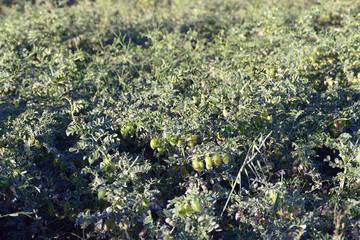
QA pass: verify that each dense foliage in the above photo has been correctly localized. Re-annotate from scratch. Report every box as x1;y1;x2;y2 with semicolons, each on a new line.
1;0;360;239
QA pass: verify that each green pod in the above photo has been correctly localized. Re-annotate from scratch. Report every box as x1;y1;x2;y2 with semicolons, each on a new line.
213;154;221;167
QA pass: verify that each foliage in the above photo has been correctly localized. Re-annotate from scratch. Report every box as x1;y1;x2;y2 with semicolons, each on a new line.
1;0;360;239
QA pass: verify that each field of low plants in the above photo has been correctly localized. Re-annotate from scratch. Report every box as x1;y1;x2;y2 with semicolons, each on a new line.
1;0;360;239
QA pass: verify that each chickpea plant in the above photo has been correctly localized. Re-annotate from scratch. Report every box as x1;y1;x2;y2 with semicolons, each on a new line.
1;0;360;239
